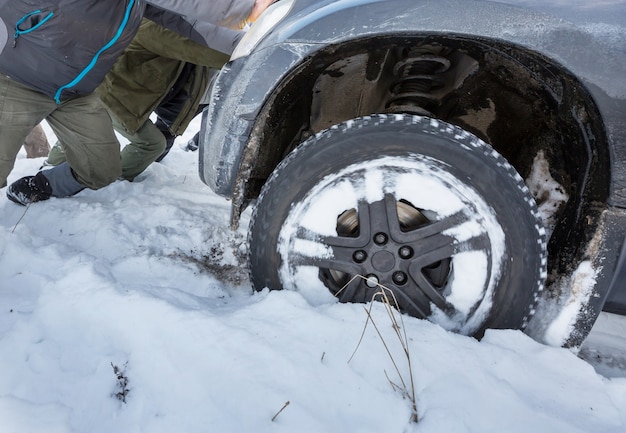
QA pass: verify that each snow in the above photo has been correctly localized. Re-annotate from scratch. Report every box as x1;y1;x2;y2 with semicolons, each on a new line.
523;151;599;348
1;118;625;433
526;150;569;239
542;261;598;347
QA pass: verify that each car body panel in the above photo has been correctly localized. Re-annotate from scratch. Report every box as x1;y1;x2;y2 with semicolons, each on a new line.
200;0;626;198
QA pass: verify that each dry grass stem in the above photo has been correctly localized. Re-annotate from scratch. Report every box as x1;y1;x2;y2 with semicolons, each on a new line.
343;275;419;423
12;203;31;233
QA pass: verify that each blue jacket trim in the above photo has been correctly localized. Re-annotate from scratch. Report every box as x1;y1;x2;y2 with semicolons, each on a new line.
14;10;55;46
54;0;136;104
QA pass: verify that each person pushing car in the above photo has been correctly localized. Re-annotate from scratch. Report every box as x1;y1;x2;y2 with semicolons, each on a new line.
0;0;273;205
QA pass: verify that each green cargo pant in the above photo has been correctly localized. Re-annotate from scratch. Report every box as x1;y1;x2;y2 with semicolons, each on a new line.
0;74;121;189
48;114;166;182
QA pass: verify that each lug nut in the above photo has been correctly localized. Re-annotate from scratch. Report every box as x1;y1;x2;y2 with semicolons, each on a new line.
393;271;407;285
399;246;413;259
374;232;388;245
353;250;367;263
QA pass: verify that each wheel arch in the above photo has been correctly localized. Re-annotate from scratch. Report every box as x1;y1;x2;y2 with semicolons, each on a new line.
237;33;611;216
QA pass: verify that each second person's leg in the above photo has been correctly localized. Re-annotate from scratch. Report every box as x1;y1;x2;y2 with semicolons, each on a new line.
113;116;167;181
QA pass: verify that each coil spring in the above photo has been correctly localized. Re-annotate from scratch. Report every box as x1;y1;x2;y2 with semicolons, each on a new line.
386;51;451;116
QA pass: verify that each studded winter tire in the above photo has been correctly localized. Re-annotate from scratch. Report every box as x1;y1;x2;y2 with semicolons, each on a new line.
248;114;547;337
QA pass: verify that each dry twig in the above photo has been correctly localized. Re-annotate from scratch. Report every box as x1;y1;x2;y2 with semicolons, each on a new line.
271;401;290;422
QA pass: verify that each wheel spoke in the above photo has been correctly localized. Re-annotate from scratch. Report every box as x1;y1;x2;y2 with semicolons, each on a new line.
390;284;436;318
407;264;454;313
335;276;363;303
405;232;492;317
291;251;361;276
390;209;468;244
321;201;372;248
289;228;365;275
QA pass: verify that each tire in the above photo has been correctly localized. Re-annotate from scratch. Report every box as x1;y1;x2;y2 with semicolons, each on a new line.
248;114;547;337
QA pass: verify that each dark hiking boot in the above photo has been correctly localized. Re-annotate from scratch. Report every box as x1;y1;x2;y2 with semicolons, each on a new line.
6;172;52;205
155;134;177;163
183;132;199;152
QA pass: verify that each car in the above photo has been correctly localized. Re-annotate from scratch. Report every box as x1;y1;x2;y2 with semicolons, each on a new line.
197;0;626;348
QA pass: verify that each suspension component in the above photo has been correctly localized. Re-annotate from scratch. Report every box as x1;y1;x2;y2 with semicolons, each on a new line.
386;49;451;116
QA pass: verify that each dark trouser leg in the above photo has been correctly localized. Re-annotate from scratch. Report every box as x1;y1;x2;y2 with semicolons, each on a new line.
0;74;53;188
46;92;121;190
113;116;166;181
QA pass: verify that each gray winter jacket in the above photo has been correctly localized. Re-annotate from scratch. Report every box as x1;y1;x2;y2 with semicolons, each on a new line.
0;0;145;103
0;0;254;103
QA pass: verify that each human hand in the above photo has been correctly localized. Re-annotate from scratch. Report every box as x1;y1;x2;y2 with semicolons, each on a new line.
248;0;275;23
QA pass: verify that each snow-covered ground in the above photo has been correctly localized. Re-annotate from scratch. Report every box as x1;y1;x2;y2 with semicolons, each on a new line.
580;312;626;379
1;119;625;433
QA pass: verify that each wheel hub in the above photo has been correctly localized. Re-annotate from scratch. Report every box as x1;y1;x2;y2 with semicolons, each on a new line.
321;195;456;318
371;250;395;272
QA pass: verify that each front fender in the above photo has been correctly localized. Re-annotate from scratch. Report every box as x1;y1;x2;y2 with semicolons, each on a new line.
198;0;625;201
